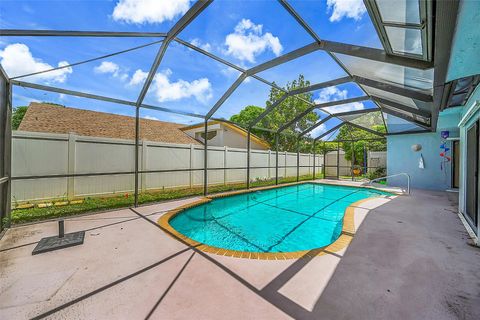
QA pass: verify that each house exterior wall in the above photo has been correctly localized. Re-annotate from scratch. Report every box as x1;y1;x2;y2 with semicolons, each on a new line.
386;108;462;190
182;123;269;150
446;0;480;82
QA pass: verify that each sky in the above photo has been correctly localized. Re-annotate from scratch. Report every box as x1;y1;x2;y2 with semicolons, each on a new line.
0;0;391;138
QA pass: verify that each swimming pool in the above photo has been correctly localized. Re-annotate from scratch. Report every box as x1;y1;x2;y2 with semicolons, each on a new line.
161;183;390;257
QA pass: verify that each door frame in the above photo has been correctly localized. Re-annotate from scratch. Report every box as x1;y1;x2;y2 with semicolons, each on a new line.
451;139;460;189
464;120;479;232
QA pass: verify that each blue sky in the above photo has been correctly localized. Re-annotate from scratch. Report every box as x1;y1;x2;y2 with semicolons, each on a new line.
1;0;385;137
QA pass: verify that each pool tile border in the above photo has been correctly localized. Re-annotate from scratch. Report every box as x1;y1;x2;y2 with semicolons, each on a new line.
157;182;384;260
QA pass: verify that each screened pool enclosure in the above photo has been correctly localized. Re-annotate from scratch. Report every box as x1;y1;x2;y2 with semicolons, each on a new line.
0;0;460;230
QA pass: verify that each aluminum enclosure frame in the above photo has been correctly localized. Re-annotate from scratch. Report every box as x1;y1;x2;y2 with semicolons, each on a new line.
0;0;457;225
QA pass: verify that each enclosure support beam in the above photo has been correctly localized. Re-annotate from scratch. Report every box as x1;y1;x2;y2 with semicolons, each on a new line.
277;96;369;134
246;130;251;189
175;37;333;114
135;0;213;106
287;76;352;96
332;107;381;118
5;82;11;229
386;129;431;136
353;75;433;102
371;96;432;118
248;76;352;130
312;140;316;181
0;29;168;37
380;107;431;131
346;122;385;137
248;94;288;129
299;116;332;138
11;80;207;120
314;123;344;141
247;42;319;76
135;0;213;105
351;140;355;181
296;138;300;182
203;120;208;196
134;107;140;207
275;134;279;185
0;67;11;231
11;80;275;133
276;3;433;69
323;144;327;179
206;73;247;120
336;142;340;180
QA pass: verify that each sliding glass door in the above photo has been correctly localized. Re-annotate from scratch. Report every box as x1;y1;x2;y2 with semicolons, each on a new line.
465;121;479;232
0;70;10;232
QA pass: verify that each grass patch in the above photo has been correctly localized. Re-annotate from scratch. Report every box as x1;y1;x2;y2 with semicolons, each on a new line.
11;174;323;225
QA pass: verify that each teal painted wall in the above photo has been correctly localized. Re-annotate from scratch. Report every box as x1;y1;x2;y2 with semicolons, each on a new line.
387;108;462;190
447;0;480;81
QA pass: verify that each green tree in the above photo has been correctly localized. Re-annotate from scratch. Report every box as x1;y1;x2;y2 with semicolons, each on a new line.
229;74;319;152
335;114;386;166
12;106;28;130
230;105;271;141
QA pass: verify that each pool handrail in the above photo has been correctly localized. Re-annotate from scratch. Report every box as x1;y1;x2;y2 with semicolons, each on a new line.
366;173;410;195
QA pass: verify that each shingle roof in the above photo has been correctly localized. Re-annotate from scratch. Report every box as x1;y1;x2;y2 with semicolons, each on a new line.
18;103;201;145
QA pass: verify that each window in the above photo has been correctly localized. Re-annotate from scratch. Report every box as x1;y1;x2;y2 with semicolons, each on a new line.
196;130;217;141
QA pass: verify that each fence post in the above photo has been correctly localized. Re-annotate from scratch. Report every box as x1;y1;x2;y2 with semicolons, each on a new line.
141;139;147;193
224;146;228;185
203;120;208;196
351;140;355;181
312;140;316;180
336;142;340;179
275;134;279;185
246;130;251;189
284;151;287;179
296;139;300;182
134;107;139;207
308;153;312;175
268;149;271;180
189;144;194;188
67;132;76;200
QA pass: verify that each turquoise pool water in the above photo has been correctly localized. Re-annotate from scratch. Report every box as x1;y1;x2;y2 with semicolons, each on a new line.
170;183;390;253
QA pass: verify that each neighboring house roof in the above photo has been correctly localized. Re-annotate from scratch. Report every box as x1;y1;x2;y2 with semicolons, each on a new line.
181;120;271;149
18;103;201;145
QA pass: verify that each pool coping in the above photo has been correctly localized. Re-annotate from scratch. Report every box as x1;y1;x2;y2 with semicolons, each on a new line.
157;182;388;260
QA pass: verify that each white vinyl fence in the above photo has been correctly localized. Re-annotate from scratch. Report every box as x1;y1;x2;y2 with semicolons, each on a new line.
12;131;386;202
12;131;323;202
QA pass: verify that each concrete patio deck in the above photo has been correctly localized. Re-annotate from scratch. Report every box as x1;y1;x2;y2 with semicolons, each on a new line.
0;187;479;319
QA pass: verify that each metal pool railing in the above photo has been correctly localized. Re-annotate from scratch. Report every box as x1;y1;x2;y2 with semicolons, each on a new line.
366;173;411;195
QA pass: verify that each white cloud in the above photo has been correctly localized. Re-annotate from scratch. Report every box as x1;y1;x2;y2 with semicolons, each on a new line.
94;61;119;74
190;38;212;52
315;86;348;104
224;19;283;63
129;69;148;86
112;0;191;24
327;0;366;22
314;86;364;113
94;61;128;81
152;69;212;103
0;43;72;83
129;68;213;104
324;101;364;113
